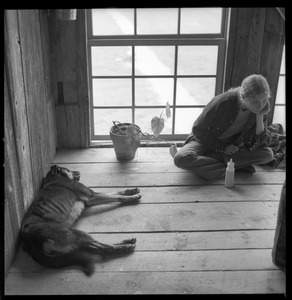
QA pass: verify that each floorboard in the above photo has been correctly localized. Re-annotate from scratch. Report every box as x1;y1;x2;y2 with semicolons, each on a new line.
5;148;286;295
5;270;285;295
75;202;279;232
92;185;283;202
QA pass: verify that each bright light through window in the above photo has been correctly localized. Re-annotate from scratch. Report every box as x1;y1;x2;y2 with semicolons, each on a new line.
87;8;228;140
273;45;285;131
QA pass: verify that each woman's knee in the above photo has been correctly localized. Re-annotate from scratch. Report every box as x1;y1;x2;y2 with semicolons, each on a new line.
261;147;274;164
173;152;186;168
174;151;198;169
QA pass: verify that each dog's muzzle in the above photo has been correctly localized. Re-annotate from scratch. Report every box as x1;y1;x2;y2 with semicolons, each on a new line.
72;171;80;181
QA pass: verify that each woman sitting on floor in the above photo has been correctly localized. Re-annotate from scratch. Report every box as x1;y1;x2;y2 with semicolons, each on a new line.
172;74;274;180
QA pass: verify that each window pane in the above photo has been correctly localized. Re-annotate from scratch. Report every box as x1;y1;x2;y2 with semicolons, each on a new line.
180;8;222;34
272;106;286;131
176;78;216;105
280;45;285;75
135;108;172;134
137;8;178;34
94;109;132;135
135;46;175;75
177;46;218;75
92;9;134;35
135;78;174;106
91;46;132;76
275;76;285;105
92;79;132;106
175;108;203;134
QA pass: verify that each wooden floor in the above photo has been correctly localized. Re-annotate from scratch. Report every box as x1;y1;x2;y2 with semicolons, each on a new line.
5;147;286;295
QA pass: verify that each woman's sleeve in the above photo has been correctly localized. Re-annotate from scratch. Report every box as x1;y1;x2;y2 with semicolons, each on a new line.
249;115;272;150
192;99;228;153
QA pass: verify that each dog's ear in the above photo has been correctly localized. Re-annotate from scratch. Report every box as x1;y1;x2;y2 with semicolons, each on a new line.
50;165;58;175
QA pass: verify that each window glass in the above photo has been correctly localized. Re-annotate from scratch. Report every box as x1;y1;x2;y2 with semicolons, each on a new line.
176;78;216;105
273;46;286;131
91;46;132;76
272;106;286;131
135;46;175;75
135;78;174;106
275;76;285;105
175;108;203;134
177;46;218;75
279;45;285;74
135;108;172;134
92;79;132;106
180;8;222;34
94;109;132;135
137;8;178;34
92;9;134;35
88;8;227;140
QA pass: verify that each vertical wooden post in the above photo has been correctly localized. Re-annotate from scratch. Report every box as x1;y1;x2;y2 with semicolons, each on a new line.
48;9;90;148
259;8;285;125
4;10;34;211
224;8;285;125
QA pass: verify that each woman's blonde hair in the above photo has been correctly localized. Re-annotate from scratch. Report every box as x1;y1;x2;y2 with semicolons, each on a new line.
240;74;271;101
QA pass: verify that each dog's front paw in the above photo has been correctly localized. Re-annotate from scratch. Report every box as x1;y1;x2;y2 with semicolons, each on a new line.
119;187;140;195
119;243;136;253
118;193;142;204
111;241;136;253
119;237;136;245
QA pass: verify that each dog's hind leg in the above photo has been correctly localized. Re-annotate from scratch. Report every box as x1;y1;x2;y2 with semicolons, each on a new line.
73;229;136;255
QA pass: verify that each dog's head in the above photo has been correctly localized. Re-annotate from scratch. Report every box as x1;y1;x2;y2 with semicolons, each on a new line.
48;165;80;181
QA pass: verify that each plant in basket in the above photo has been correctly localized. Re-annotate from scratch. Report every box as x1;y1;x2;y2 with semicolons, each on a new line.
110;102;175;161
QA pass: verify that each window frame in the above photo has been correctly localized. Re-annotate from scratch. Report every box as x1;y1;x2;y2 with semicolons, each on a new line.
86;8;230;141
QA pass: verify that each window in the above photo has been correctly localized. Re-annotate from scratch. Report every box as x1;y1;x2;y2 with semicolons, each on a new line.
272;45;286;131
87;8;229;141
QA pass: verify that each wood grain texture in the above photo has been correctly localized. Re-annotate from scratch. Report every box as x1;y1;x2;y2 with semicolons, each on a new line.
76;9;90;148
4;10;34;211
18;10;46;191
75;202;279;232
260;8;285;124
4;10;57;277
48;10;89;148
5;270;285;295
4;71;24;227
5;147;286;294
91;185;283;203
224;7;285;120
4;75;23;277
71;230;277;251
54;162;283;174
71;171;285;187
9;248;278;273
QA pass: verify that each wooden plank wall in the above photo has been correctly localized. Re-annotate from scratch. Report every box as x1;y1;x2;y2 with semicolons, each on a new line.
48;10;89;149
224;7;285;124
4;10;57;277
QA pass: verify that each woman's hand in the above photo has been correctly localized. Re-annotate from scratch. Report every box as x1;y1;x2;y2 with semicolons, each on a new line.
255;101;269;134
257;100;270;116
224;144;239;155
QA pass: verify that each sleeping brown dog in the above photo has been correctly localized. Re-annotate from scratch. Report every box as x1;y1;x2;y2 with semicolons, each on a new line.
20;165;142;276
